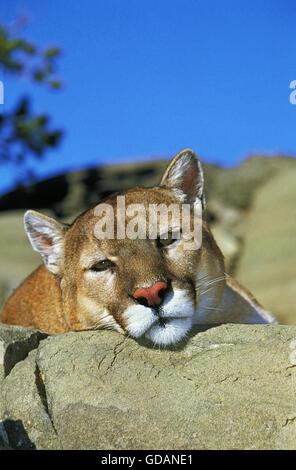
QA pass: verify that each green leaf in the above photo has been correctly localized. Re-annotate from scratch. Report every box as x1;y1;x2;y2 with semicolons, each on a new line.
14;98;29;117
43;130;62;146
49;79;62;89
33;68;47;82
44;47;61;59
19;40;36;54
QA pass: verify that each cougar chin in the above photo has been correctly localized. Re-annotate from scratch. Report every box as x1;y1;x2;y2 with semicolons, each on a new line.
124;289;195;346
144;317;194;346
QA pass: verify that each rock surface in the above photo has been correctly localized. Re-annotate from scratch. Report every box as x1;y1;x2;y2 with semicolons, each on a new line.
236;167;296;324
1;323;296;450
0;324;47;380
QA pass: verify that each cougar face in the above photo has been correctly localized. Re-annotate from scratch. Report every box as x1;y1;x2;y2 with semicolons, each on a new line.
61;187;210;346
23;149;226;345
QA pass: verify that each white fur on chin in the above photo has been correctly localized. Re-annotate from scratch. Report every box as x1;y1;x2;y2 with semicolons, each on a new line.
124;289;195;345
144;317;193;346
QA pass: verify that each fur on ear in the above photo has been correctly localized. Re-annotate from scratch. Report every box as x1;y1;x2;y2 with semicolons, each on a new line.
24;210;68;275
160;149;206;209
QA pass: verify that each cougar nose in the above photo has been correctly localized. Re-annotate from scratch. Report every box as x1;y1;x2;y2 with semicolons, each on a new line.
132;281;168;308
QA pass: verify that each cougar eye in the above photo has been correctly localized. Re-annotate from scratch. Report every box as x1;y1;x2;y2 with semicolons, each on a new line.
157;230;179;248
90;259;115;272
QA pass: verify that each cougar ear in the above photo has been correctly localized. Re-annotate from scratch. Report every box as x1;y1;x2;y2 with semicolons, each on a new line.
24;210;68;276
160;149;206;209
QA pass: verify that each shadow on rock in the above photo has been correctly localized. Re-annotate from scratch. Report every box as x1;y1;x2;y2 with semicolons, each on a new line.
2;419;36;450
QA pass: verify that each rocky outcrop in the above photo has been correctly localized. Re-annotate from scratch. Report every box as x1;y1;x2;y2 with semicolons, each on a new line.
0;324;47;380
1;323;296;450
235;167;296;325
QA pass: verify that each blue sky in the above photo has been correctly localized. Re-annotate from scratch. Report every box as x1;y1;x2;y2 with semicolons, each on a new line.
0;0;296;194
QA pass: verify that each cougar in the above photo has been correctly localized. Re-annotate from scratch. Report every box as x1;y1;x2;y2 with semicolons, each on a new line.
1;149;275;345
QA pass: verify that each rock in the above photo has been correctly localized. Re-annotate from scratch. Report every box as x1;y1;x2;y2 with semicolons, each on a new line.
236;168;296;324
205;199;244;272
0;324;47;381
0;349;61;449
0;325;48;449
0;160;169;218
0;421;11;449
0;210;42;309
210;224;241;273
0;323;296;449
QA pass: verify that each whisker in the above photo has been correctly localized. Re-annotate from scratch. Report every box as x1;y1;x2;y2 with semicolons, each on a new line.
199;286;216;296
203;275;226;287
198;275;226;297
197;272;225;284
203;306;223;312
87;312;121;331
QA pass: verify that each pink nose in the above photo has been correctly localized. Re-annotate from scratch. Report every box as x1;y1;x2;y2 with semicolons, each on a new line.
133;281;168;307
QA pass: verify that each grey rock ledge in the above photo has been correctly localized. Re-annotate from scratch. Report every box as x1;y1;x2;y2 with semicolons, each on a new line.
0;322;296;450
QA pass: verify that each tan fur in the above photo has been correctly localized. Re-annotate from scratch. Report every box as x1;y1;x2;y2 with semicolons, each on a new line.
1;149;276;343
2;264;70;334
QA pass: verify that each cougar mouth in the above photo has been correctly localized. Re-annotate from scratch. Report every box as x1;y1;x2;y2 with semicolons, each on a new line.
144;316;193;346
155;315;167;327
124;288;195;345
154;309;190;327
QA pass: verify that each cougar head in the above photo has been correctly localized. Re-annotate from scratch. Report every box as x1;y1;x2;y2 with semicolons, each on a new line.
24;149;225;346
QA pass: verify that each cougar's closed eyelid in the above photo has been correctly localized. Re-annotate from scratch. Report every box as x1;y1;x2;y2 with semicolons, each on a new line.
157;230;181;249
89;259;116;272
